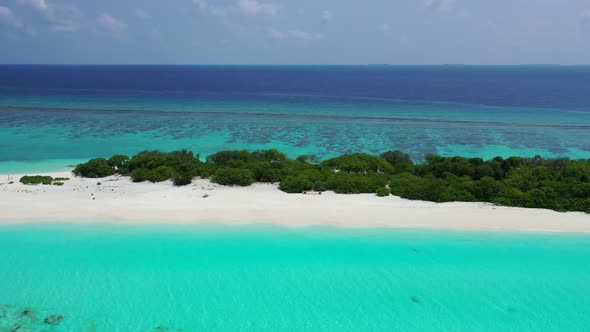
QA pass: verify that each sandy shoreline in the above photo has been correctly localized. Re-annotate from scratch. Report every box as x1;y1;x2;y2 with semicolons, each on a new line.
1;171;589;233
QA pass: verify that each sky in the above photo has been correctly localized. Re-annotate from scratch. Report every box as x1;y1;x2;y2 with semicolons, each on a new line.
1;0;590;64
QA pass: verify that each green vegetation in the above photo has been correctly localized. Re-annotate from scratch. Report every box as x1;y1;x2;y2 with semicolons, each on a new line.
20;175;71;186
73;158;115;178
390;155;590;213
212;168;256;186
53;177;70;181
321;153;395;174
376;187;390;197
20;175;54;185
107;154;129;170
279;175;312;193
72;149;590;213
73;150;200;186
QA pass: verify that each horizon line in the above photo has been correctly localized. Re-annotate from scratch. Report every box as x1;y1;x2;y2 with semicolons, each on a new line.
2;63;590;67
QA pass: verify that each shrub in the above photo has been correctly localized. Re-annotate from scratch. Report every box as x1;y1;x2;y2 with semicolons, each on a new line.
299;169;329;190
73;158;115;178
196;163;218;178
206;149;287;170
53;177;70;181
493;187;530;208
313;180;328;192
376;187;390;197
390;173;427;200
252;149;287;164
20;175;54;185
380;150;413;166
107;154;129;170
473;176;503;201
296;154;320;164
428;156;477;178
124;150;198;176
438;186;476;202
130;168;149;182
206;150;252;167
322;153;395;174
325;172;387;194
147;166;177;183
248;162;289;183
173;173;193;186
527;188;549;208
279;175;312;193
212;168;255;186
53;182;64;186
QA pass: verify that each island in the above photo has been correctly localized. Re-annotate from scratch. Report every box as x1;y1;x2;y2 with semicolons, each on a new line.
1;149;588;233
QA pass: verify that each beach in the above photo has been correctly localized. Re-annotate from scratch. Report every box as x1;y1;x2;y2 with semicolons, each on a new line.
1;171;588;232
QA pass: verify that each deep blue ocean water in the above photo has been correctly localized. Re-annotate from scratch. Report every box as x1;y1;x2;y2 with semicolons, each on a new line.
1;65;589;172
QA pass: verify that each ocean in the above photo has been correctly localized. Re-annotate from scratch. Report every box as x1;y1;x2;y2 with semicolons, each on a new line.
2;66;590;331
0;225;589;331
1;65;590;173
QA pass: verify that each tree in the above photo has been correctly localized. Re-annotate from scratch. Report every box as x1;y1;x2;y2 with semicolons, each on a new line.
321;153;395;174
279;175;312;193
212;168;255;186
73;158;115;178
107;154;129;170
376;187;390;197
380;150;413;166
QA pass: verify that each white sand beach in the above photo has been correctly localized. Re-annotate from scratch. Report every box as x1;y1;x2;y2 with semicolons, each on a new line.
1;172;589;233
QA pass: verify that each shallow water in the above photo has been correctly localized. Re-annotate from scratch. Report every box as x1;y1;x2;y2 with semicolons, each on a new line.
1;224;589;331
1;65;590;173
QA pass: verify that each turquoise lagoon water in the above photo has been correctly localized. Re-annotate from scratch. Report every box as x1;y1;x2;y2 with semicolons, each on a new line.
1;224;590;331
1;65;590;173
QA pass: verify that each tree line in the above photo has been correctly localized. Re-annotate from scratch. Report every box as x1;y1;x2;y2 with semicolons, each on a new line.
72;149;590;213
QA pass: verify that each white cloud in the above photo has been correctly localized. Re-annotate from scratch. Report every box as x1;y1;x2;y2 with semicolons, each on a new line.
380;23;390;32
16;0;48;12
0;5;21;27
151;28;162;39
49;5;80;32
135;8;150;19
321;10;333;23
289;29;322;41
98;12;127;37
424;0;455;12
194;0;276;17
0;5;36;35
209;6;229;17
269;28;322;41
456;11;472;21
193;0;228;16
193;0;208;12
16;0;81;32
268;28;283;40
237;0;277;17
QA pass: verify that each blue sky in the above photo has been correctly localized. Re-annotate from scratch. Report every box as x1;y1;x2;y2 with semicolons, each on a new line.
1;0;590;64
